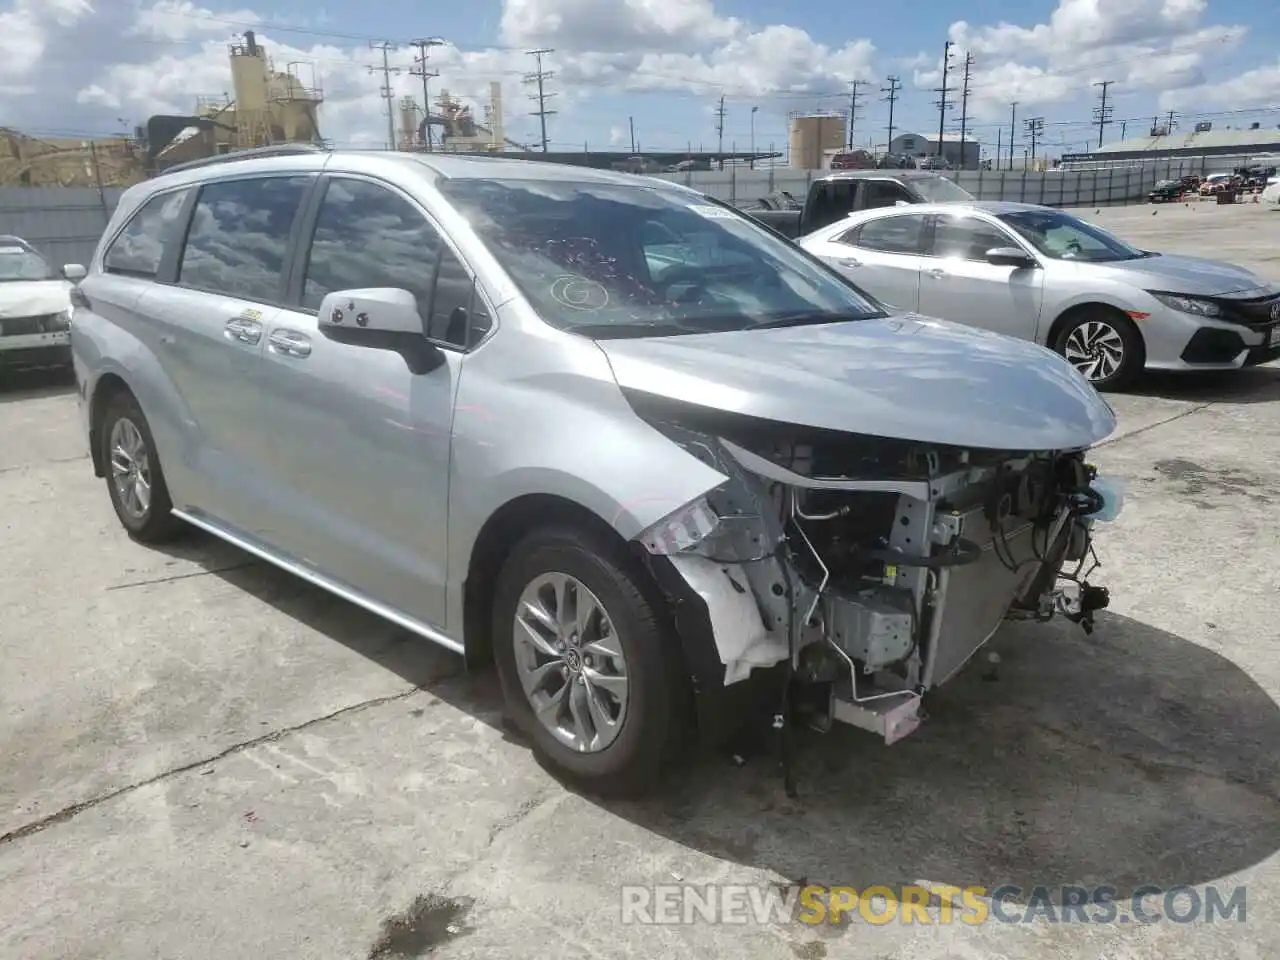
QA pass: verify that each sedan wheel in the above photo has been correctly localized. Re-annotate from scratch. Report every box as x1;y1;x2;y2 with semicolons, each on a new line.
1056;311;1143;390
1063;320;1125;382
100;391;184;542
513;572;629;754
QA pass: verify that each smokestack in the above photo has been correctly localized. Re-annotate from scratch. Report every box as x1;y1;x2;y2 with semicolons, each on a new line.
244;30;258;55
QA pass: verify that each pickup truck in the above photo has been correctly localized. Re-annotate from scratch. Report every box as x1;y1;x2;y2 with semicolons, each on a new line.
743;170;975;238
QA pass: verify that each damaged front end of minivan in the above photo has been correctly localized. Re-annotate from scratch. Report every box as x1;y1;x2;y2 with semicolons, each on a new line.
627;394;1122;748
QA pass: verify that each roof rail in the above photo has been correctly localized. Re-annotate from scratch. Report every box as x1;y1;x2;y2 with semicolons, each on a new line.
158;143;329;176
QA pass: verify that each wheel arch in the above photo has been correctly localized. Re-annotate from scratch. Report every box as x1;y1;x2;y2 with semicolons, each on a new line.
88;372;135;478
462;493;642;672
1045;301;1146;354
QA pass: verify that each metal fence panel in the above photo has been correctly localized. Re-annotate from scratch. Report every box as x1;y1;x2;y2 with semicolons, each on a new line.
0;186;124;267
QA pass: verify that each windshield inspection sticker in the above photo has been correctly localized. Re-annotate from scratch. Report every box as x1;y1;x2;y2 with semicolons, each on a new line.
688;205;742;220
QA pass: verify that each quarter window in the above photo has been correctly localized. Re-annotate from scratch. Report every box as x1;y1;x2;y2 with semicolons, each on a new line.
302;178;476;347
103;188;191;277
178;176;309;302
844;215;926;254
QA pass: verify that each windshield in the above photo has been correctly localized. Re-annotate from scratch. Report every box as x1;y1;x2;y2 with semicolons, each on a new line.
911;176;974;203
0;243;56;282
437;178;884;338
996;209;1148;263
1154;180;1176;188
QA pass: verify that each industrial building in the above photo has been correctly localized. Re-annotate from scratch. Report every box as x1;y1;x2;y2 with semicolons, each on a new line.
888;132;982;170
1060;123;1280;168
145;30;325;173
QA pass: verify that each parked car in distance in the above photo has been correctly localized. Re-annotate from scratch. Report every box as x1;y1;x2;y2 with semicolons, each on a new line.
745;170;974;238
0;235;77;372
798;201;1280;390
1148;179;1185;202
70;147;1122;794
1199;173;1237;195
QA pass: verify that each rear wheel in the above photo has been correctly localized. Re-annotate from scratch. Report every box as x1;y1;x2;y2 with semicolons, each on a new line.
100;391;185;543
492;526;688;796
1055;309;1144;391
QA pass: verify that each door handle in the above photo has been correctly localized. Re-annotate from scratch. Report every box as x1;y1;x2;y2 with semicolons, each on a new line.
924;267;948;279
267;329;312;358
837;257;862;268
224;317;262;345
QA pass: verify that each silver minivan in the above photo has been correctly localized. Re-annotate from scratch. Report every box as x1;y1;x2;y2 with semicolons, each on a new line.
69;147;1121;794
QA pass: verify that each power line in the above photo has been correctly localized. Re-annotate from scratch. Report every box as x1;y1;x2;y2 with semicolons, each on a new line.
934;40;955;158
882;75;902;152
409;37;444;152
847;80;866;150
1092;79;1115;148
367;41;401;151
957;51;974;169
524;48;556;153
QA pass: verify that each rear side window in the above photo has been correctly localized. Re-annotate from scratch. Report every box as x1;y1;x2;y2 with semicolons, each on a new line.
103;189;191;278
178;176;309;303
844;215;926;254
302;178;478;344
806;180;857;232
861;180;915;209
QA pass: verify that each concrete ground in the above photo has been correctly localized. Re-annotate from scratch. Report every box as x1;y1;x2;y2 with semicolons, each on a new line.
2;203;1278;959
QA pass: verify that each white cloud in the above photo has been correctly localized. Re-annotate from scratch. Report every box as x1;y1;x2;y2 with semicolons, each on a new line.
913;0;1250;120
0;0;93;81
1159;58;1280;112
130;0;259;42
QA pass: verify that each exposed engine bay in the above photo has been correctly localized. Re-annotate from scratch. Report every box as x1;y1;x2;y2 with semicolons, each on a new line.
630;395;1122;747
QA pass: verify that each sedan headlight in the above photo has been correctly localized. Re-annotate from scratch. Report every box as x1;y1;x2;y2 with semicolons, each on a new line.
1149;292;1222;318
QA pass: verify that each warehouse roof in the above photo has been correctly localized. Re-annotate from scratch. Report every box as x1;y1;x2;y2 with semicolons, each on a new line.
1096;127;1280;154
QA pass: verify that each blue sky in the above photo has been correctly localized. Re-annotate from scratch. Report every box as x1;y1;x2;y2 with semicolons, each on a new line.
4;0;1278;160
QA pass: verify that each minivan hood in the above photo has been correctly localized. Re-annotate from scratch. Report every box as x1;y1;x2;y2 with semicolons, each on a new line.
1091;252;1269;297
597;314;1116;451
0;279;72;318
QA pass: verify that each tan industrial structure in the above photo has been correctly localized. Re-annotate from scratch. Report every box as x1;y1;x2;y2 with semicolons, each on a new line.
151;30;324;171
788;113;848;169
395;82;514;153
0;130;144;187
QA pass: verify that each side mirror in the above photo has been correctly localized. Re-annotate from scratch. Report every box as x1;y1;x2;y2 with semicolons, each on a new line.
62;263;86;282
985;246;1037;269
316;287;443;374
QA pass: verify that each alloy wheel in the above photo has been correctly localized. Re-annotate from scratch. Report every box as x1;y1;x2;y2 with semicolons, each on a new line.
109;416;152;519
512;572;629;753
1063;320;1125;383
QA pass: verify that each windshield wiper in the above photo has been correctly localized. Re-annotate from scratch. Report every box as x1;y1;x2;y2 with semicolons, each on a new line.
566;322;698;339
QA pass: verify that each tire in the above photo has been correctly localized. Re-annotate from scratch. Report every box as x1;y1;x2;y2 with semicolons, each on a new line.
492;525;689;797
1054;309;1145;391
100;391;185;543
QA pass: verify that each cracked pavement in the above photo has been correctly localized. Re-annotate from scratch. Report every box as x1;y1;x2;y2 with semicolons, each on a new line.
2;203;1279;959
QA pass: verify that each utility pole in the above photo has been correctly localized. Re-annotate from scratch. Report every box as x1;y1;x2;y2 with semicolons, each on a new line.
1166;110;1177;132
715;95;727;162
629;116;636;153
524;48;556;152
410;37;443;152
882;75;902;157
934;40;955;159
1092;79;1114;148
1025;116;1045;165
368;41;401;151
1008;101;1018;170
957;51;974;169
847;80;866;150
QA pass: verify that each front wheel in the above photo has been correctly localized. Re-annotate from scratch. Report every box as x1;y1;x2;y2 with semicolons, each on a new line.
1055;310;1144;391
491;526;688;796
